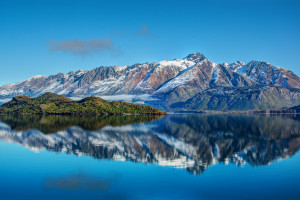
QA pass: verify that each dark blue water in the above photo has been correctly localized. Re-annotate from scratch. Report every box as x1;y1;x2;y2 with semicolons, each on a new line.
0;114;299;200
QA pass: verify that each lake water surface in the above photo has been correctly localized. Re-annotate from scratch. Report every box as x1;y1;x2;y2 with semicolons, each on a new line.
0;114;299;200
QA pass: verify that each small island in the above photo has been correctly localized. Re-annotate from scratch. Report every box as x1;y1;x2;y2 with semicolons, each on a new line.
0;92;166;115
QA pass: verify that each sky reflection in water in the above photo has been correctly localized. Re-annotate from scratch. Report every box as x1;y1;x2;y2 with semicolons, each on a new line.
0;114;299;200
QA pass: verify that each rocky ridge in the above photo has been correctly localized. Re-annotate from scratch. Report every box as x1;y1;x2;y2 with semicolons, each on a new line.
0;53;299;111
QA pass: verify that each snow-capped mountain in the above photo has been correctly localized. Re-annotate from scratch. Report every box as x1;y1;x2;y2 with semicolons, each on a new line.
0;114;299;175
0;53;299;111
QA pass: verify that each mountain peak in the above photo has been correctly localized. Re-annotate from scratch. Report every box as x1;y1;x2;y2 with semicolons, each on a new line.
0;53;299;111
184;52;206;62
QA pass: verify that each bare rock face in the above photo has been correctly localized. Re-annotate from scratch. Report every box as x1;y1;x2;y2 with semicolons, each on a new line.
0;53;299;111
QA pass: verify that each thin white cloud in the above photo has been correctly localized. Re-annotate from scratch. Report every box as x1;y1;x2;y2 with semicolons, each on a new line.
49;38;121;56
135;24;156;38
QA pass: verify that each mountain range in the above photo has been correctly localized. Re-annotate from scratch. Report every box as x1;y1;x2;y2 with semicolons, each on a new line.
1;53;299;111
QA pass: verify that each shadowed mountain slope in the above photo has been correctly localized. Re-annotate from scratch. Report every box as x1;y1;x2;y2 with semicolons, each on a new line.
0;53;299;111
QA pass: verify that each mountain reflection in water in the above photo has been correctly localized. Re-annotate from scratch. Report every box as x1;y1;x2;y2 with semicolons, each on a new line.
0;114;299;175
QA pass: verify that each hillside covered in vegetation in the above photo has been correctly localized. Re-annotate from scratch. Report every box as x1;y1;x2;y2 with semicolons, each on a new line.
0;93;166;115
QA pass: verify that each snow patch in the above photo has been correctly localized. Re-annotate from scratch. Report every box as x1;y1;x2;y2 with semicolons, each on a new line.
211;64;220;81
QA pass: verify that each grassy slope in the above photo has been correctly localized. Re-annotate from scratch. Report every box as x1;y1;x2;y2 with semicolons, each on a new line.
0;92;166;115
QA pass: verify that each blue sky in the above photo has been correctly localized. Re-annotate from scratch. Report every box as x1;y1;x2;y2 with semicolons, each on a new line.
0;0;299;86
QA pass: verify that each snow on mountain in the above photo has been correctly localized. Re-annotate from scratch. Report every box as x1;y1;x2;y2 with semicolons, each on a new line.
0;53;207;99
227;60;300;88
210;63;220;81
0;52;299;111
134;59;196;92
154;60;201;93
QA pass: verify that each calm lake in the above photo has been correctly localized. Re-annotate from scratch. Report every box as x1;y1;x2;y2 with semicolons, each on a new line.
0;114;299;200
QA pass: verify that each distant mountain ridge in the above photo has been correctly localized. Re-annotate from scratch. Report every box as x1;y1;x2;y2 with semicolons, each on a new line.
0;53;299;111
